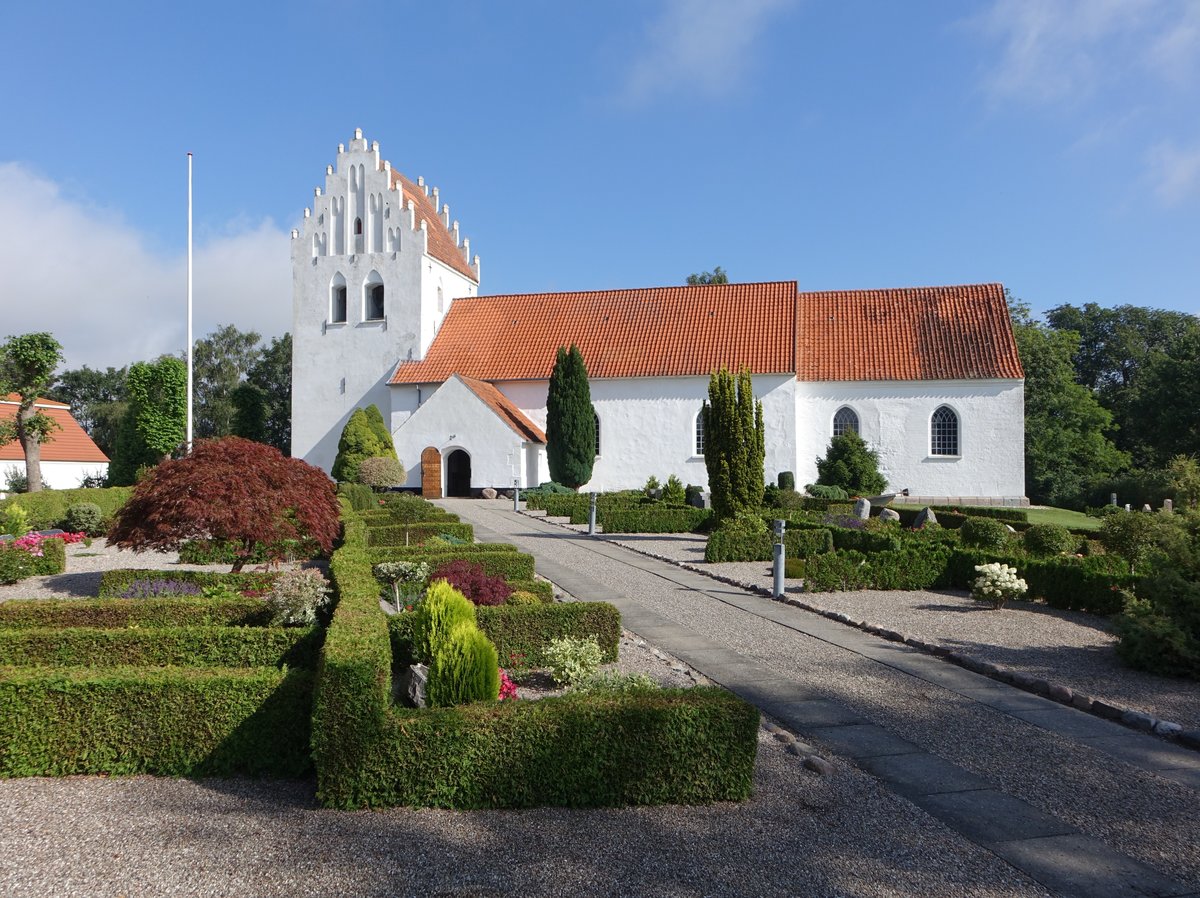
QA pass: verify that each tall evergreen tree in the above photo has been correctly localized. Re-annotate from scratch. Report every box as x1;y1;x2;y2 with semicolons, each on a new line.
363;403;398;460
231;382;268;444
703;366;764;520
545;344;596;489
331;408;387;483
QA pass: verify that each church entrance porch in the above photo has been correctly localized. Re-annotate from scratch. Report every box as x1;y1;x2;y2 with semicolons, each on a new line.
420;447;442;499
446;449;472;497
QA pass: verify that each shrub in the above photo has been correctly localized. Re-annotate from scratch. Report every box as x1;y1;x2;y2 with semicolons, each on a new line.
62;502;105;537
662;474;686;505
544;635;604;686
373;560;431;609
1114;573;1199;679
1100;510;1163;574
0;545;37;585
1;503;30;537
505;590;542;606
971;563;1028;609
98;569;277;598
357;456;407;490
599;506;711;534
705;525;833;563
805;483;849;500
337;482;377;512
868;545;953;590
960;517;1011;551
815;431;886;496
643;475;660;498
178;537;318;565
777;471;795;492
412;580;477;663
0;486;132;531
3;469;27;493
1023;523;1077;556
119;578;205;599
802;551;871;591
108;437;340;572
366;522;474;547
267;569;332;626
332;408;390;483
426;623;500;707
0;596;272;629
430;559;513;607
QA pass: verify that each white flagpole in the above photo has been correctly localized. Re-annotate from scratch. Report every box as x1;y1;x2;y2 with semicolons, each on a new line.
186;152;194;452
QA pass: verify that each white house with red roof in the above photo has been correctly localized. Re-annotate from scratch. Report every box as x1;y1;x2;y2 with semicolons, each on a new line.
0;396;109;490
292;131;1026;505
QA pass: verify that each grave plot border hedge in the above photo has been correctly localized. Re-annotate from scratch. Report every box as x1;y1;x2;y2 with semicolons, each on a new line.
599;507;712;534
705;529;834;563
97;569;278;598
365;522;475;547
0;596;272;629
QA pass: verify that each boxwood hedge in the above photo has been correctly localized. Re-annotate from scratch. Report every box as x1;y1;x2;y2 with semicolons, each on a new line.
599;507;711;534
705;528;834;563
0;597;272;629
97;569;277;598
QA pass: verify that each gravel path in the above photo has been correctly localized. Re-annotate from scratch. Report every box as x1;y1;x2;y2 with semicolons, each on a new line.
468;504;1200;890
542;522;1200;734
0;533;1051;896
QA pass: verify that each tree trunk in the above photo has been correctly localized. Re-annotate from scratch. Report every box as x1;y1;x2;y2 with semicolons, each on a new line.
18;405;44;492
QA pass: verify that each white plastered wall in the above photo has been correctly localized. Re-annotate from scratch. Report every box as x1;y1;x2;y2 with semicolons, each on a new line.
794;379;1026;503
1;461;109;492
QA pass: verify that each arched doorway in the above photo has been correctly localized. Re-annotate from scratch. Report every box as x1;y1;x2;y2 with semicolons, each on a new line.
445;449;472;497
420;447;442;499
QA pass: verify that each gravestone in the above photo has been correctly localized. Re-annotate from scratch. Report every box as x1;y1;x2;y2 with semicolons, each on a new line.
853;497;871;520
879;507;900;523
481;487;497;500
913;507;938;528
1164;499;1174;513
399;663;429;708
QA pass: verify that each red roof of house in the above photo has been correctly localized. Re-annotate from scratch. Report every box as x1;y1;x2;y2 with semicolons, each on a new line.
796;283;1024;381
457;376;546;444
0;396;109;463
392;282;800;383
389;169;478;282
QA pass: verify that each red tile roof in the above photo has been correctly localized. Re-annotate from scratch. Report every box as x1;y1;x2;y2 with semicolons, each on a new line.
391;282;800;383
0;396;109;463
389;169;478;282
796;283;1023;381
457;376;546;444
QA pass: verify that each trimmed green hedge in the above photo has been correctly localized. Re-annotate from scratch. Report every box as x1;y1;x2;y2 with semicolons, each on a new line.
0;625;322;670
0;665;313;777
932;504;1028;524
705;528;833;563
364;546;536;582
599;507;712;533
177;538;320;565
947;549;1135;615
338;688;758;809
505;579;554;603
0;487;133;531
828;528;902;554
802;545;954;592
366;522;475;547
97;569;277;598
388;602;621;669
0;597;272;629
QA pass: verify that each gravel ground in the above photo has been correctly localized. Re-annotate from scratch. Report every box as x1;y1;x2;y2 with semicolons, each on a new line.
540;522;1200;733
0;530;1055;895
479;505;1200;890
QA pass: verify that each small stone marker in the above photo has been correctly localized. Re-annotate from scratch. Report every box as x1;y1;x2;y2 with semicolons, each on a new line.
1164;498;1174;513
1142;503;1152;513
400;663;429;708
852;497;871;520
879;507;900;523
913;506;938;528
481;487;497;500
1005;524;1016;533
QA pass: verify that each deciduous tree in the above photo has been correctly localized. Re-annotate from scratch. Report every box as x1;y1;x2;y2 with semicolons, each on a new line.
48;364;127;458
703;366;764;520
107;357;187;486
244;333;291;454
687;267;728;285
545;344;596;489
192;324;262;439
108;436;339;571
0;333;64;492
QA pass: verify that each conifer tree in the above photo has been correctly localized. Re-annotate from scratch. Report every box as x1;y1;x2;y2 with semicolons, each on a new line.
545;344;596;489
703;366;764;520
231;383;268;444
331;408;386;483
815;430;887;496
363;403;398;459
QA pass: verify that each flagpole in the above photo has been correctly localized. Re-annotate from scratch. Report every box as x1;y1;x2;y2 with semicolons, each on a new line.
186;152;194;453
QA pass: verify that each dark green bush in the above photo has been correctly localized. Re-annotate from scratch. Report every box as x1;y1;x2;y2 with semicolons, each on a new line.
1114;571;1199;679
0;597;271;629
337;482;378;512
378;492;454;522
63;502;105;536
802;551;871;591
1023;523;1078;556
0;625;322;669
97;569;277;598
0;665;313;777
599;507;711;533
337;688;758;809
947;549;1134;615
960;517;1012;551
931;505;1028;524
366;522;474;547
805;483;849;500
777;471;795;492
178;537;318;565
704;527;833;563
868;545;954;590
828;527;901;554
0;546;37;585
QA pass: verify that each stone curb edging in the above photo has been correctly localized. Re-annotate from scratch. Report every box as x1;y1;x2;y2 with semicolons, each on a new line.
521;510;1200;754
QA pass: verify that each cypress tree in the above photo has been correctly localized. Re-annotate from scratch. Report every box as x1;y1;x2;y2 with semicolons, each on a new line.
230;383;268;444
331;408;386;483
546;344;596;489
703;366;764;520
363;403;398;460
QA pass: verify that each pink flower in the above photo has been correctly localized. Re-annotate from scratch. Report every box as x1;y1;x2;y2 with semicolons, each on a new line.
498;669;518;701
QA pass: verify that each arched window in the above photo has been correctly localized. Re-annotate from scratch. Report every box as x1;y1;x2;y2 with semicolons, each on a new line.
931;406;959;456
833;406;859;437
330;273;347;323
594;412;601;457
364;271;384;320
353;217;364;253
694;410;706;456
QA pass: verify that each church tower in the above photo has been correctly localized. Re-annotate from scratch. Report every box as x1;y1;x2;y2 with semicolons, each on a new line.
290;129;480;473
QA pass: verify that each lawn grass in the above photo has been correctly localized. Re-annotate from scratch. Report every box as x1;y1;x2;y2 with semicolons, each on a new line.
891;503;1100;530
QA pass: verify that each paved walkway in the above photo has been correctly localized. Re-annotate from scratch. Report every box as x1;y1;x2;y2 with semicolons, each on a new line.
440;499;1200;898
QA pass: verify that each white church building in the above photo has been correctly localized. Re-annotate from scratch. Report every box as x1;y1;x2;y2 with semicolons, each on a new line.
293;131;1027;506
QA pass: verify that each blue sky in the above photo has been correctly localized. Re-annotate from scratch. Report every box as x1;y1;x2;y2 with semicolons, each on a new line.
1;0;1197;369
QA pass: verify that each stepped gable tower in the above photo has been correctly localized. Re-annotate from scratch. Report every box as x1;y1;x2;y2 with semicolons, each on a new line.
290;129;480;473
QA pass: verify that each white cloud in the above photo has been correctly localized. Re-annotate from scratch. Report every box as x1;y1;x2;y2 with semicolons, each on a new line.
620;0;796;104
970;0;1158;104
0;163;291;372
1146;140;1200;205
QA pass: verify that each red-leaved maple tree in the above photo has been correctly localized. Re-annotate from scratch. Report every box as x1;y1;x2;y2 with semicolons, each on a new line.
108;437;340;571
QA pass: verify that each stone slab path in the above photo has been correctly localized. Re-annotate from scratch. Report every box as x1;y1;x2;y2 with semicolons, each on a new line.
441;499;1200;898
